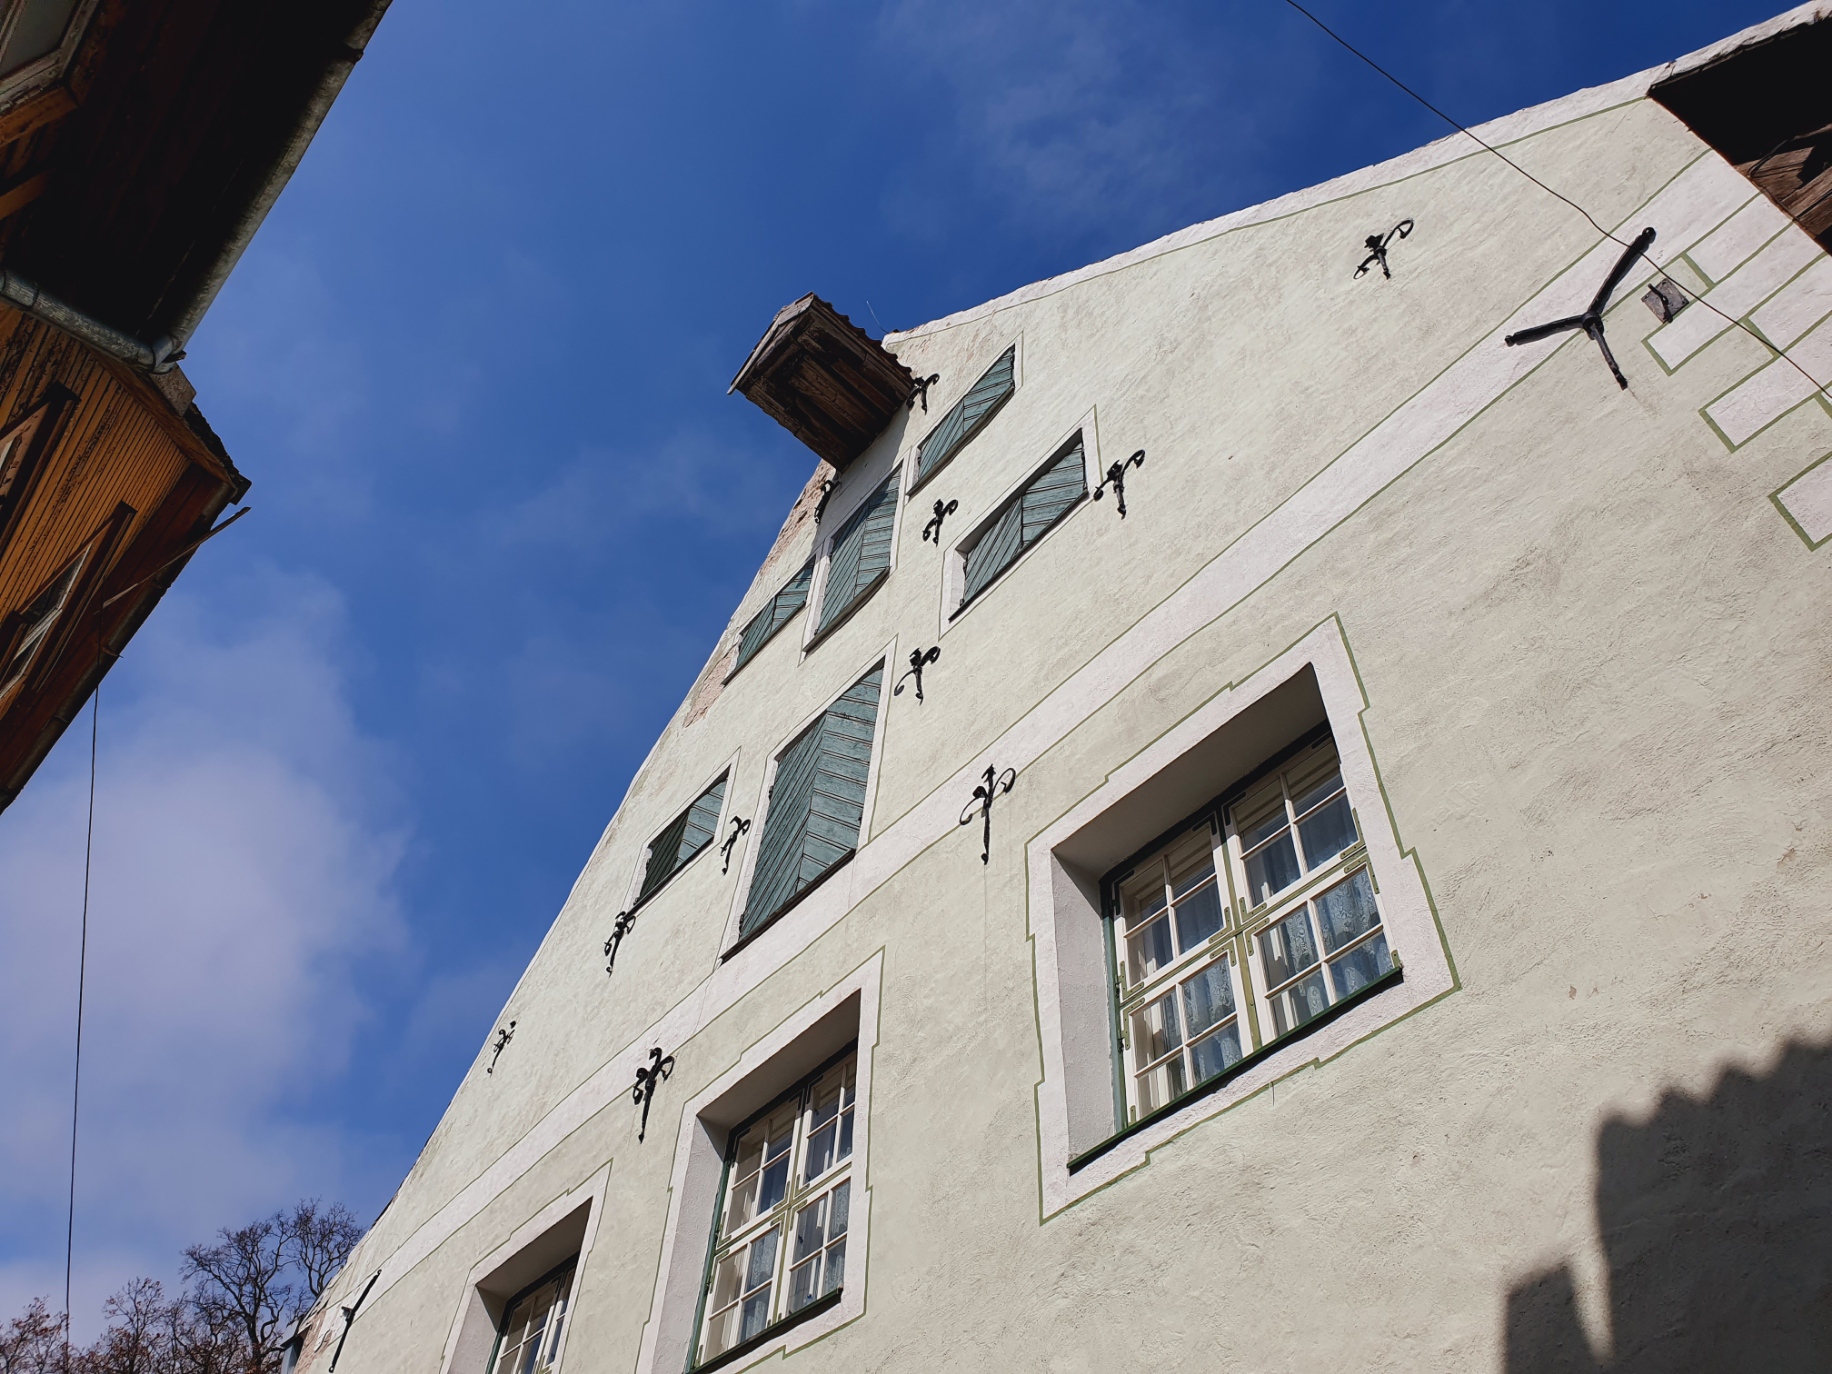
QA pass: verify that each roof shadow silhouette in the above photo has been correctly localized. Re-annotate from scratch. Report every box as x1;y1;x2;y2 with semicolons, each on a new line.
1506;1039;1832;1373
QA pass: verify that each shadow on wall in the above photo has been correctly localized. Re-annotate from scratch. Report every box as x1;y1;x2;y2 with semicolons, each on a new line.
1505;1040;1832;1373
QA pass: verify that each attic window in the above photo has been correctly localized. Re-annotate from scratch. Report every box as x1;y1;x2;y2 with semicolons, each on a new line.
1652;17;1832;253
0;0;93;97
730;296;915;471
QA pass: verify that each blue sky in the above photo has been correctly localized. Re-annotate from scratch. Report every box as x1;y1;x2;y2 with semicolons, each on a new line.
0;0;1787;1328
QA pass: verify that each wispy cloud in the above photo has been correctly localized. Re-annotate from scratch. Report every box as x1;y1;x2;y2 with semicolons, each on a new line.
0;570;408;1335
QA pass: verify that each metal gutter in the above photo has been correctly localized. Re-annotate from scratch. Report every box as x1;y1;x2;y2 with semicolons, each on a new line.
0;268;181;371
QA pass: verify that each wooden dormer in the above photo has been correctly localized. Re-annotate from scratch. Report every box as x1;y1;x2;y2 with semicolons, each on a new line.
730;295;915;470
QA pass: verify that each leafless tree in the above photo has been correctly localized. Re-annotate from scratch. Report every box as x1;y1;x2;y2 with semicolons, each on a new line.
0;1299;65;1374
280;1204;363;1306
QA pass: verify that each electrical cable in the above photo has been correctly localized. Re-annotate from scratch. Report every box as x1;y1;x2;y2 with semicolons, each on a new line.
63;679;98;1369
1278;0;1831;403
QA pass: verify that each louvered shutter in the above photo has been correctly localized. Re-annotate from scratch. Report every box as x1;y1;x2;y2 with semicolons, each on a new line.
639;772;729;902
734;558;814;672
743;663;884;934
817;478;896;634
913;345;1016;487
960;435;1086;608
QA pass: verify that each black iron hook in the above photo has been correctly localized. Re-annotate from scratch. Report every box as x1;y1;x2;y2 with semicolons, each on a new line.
603;910;636;976
894;646;940;702
486;1020;516;1074
1504;226;1656;390
922;498;958;544
815;477;837;522
721;816;750;873
1354;219;1415;279
907;372;941;412
959;763;1017;864
632;1046;676;1142
1092;450;1145;518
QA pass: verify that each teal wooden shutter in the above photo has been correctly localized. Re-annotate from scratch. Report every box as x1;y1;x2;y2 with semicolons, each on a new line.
817;478;896;634
639;772;728;902
734;558;814;672
960;434;1086;607
913;345;1016;488
742;663;884;934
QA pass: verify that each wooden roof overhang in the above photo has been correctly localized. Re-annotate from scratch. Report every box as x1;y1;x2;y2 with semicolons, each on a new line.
0;0;394;348
730;295;915;471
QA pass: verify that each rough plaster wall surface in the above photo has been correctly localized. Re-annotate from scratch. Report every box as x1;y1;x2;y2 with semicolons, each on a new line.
301;10;1832;1373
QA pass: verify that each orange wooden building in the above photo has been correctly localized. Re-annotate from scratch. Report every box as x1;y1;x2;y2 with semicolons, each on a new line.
0;0;391;811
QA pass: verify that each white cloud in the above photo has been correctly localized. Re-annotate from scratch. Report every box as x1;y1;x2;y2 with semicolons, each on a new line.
0;568;408;1337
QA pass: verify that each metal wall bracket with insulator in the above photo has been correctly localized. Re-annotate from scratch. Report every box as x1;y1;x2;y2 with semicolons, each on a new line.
1504;227;1656;390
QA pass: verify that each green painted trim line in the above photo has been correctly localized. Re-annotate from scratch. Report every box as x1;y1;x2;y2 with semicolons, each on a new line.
691;1290;843;1374
1068;965;1405;1173
1770;450;1832;551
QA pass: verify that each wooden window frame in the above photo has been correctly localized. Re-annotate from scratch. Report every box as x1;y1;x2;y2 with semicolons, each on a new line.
0;0;101;110
906;340;1019;495
632;768;731;910
945;423;1092;621
484;1258;578;1374
688;1047;858;1373
806;475;899;650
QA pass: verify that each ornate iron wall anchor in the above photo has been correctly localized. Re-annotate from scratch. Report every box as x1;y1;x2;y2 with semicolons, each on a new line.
960;763;1016;864
603;910;636;976
486;1020;516;1074
922;498;958;543
815;477;837;522
632;1046;676;1142
721;816;750;873
894;646;940;702
1355;219;1414;279
907;372;941;412
1504;226;1656;390
1092;450;1145;518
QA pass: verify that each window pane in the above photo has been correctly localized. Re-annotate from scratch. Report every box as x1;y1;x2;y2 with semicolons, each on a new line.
1258;911;1320;990
1238;799;1287;852
1270;969;1331;1037
1314;869;1380;953
1135;1052;1188;1114
1297;792;1356;870
1243;831;1300;905
1173;880;1224;950
1171;853;1215;898
1292;771;1343;818
740;1229;779;1342
1189;1024;1243;1085
828;1179;850;1239
804;1079;844;1181
1328;931;1393;998
1130;990;1182;1066
758;1125;793;1212
1180;961;1235;1038
1126;912;1174;984
821;1236;847;1298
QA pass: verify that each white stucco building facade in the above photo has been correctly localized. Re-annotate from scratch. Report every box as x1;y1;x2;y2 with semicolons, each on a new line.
292;8;1832;1371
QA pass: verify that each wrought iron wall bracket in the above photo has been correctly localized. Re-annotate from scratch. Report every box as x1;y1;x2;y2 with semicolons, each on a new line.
1504;226;1656;390
603;910;636;976
1355;219;1414;279
922;498;958;543
959;763;1016;864
633;1046;676;1142
1092;450;1145;518
721;816;750;873
815;478;836;522
486;1020;517;1074
894;646;940;702
907;372;941;412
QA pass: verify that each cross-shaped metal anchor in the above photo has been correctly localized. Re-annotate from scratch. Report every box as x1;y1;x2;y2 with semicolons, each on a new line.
721;816;750;873
632;1046;676;1142
894;646;940;702
907;372;941;412
603;910;636;976
486;1020;516;1074
922;498;958;544
960;763;1016;864
1092;450;1145;518
1354;219;1414;279
1504;226;1656;390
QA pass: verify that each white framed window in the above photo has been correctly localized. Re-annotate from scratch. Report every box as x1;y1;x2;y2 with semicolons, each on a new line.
692;1050;857;1369
487;1260;576;1374
0;0;97;105
1108;733;1392;1125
